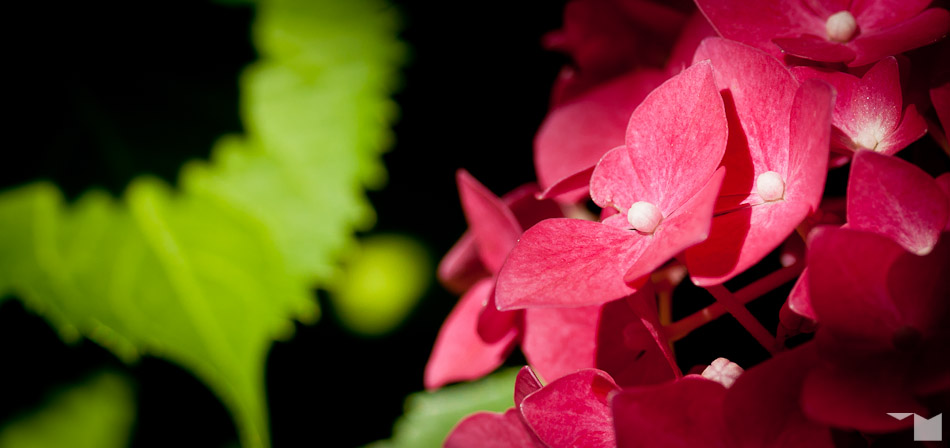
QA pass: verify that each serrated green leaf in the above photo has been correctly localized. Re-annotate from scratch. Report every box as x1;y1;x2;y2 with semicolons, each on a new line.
0;0;405;446
366;368;520;448
0;371;135;448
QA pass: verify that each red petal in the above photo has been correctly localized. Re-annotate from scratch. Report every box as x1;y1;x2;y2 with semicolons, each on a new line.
514;366;543;406
623;167;725;283
848;8;950;67
612;376;729;448
477;292;521;344
457;170;523;273
445;409;545;448
598;293;679;388
694;0;821;60
523;304;601;383
424;279;516;389
495;218;647;309
607;60;727;214
877;104;928;155
520;369;619;448
438;231;489;294
724;343;834;447
535;70;666;202
848;150;949;255
773;35;856;63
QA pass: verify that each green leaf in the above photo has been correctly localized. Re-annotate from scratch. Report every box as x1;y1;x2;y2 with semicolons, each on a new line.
0;0;406;446
0;371;135;448
366;368;520;448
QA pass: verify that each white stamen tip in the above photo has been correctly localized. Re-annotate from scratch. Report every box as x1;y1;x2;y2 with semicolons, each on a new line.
627;201;662;234
826;11;857;43
702;357;744;388
756;171;785;202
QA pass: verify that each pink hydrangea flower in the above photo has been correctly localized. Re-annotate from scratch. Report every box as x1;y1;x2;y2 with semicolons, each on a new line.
792;57;927;156
684;38;834;286
695;0;950;67
496;61;728;310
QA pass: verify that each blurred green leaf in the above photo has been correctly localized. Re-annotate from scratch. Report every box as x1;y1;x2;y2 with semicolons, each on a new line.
0;371;135;448
0;0;405;446
366;368;520;448
327;234;432;336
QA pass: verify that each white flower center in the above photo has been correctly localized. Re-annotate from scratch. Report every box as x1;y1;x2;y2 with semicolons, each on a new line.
826;11;857;43
756;171;785;202
627;201;662;234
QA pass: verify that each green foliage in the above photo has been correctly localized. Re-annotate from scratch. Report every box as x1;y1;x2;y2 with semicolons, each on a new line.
326;234;432;336
367;368;521;448
0;371;135;448
0;0;406;446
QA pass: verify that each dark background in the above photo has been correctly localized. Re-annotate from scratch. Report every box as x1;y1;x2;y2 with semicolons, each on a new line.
1;0;566;446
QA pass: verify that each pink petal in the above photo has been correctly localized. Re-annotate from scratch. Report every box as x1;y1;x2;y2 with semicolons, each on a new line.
514;366;543;406
520;369;619;448
597;293;679;388
535;165;595;201
801;359;927;432
665;12;718;77
444;409;545;448
772;35;856;63
877;104;928;155
424;279;516;389
693;38;799;191
523;304;601;383
612;375;729;448
495;218;648;310
938;173;950;231
503;183;565;232
805;227;949;348
438;231;489;294
687;201;812;286
785;267;816;321
535;70;667;202
931;79;950;143
723;343;834;447
852;0;933;30
785;79;834;209
606;60;727;214
848;150;949;255
623;167;725;284
848;7;950;67
694;0;822;60
477;293;521;344
457;170;523;273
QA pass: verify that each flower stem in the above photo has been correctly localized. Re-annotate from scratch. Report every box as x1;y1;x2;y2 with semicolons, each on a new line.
706;284;779;354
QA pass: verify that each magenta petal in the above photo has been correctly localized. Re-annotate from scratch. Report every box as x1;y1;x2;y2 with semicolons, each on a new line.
878;104;928;155
688;201;811;286
536;165;595;201
785;79;834;208
938;173;950;231
933;81;950;139
444;409;545;448
848;150;949;255
495;218;647;310
535;70;667;202
786;267;816;321
438;231;489;294
801;361;927;432
623;167;725;283
612;376;729;448
457;170;523;273
848;8;950;67
772;35;856;63
477;293;521;344
724;344;834;447
618;61;727;214
514;366;543;406
424;279;516;389
520;369;619;448
694;0;820;60
806;227;909;346
694;38;799;177
598;292;679;388
523;304;601;383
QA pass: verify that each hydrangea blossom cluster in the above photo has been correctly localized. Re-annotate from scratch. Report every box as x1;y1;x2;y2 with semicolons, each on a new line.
429;0;950;446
